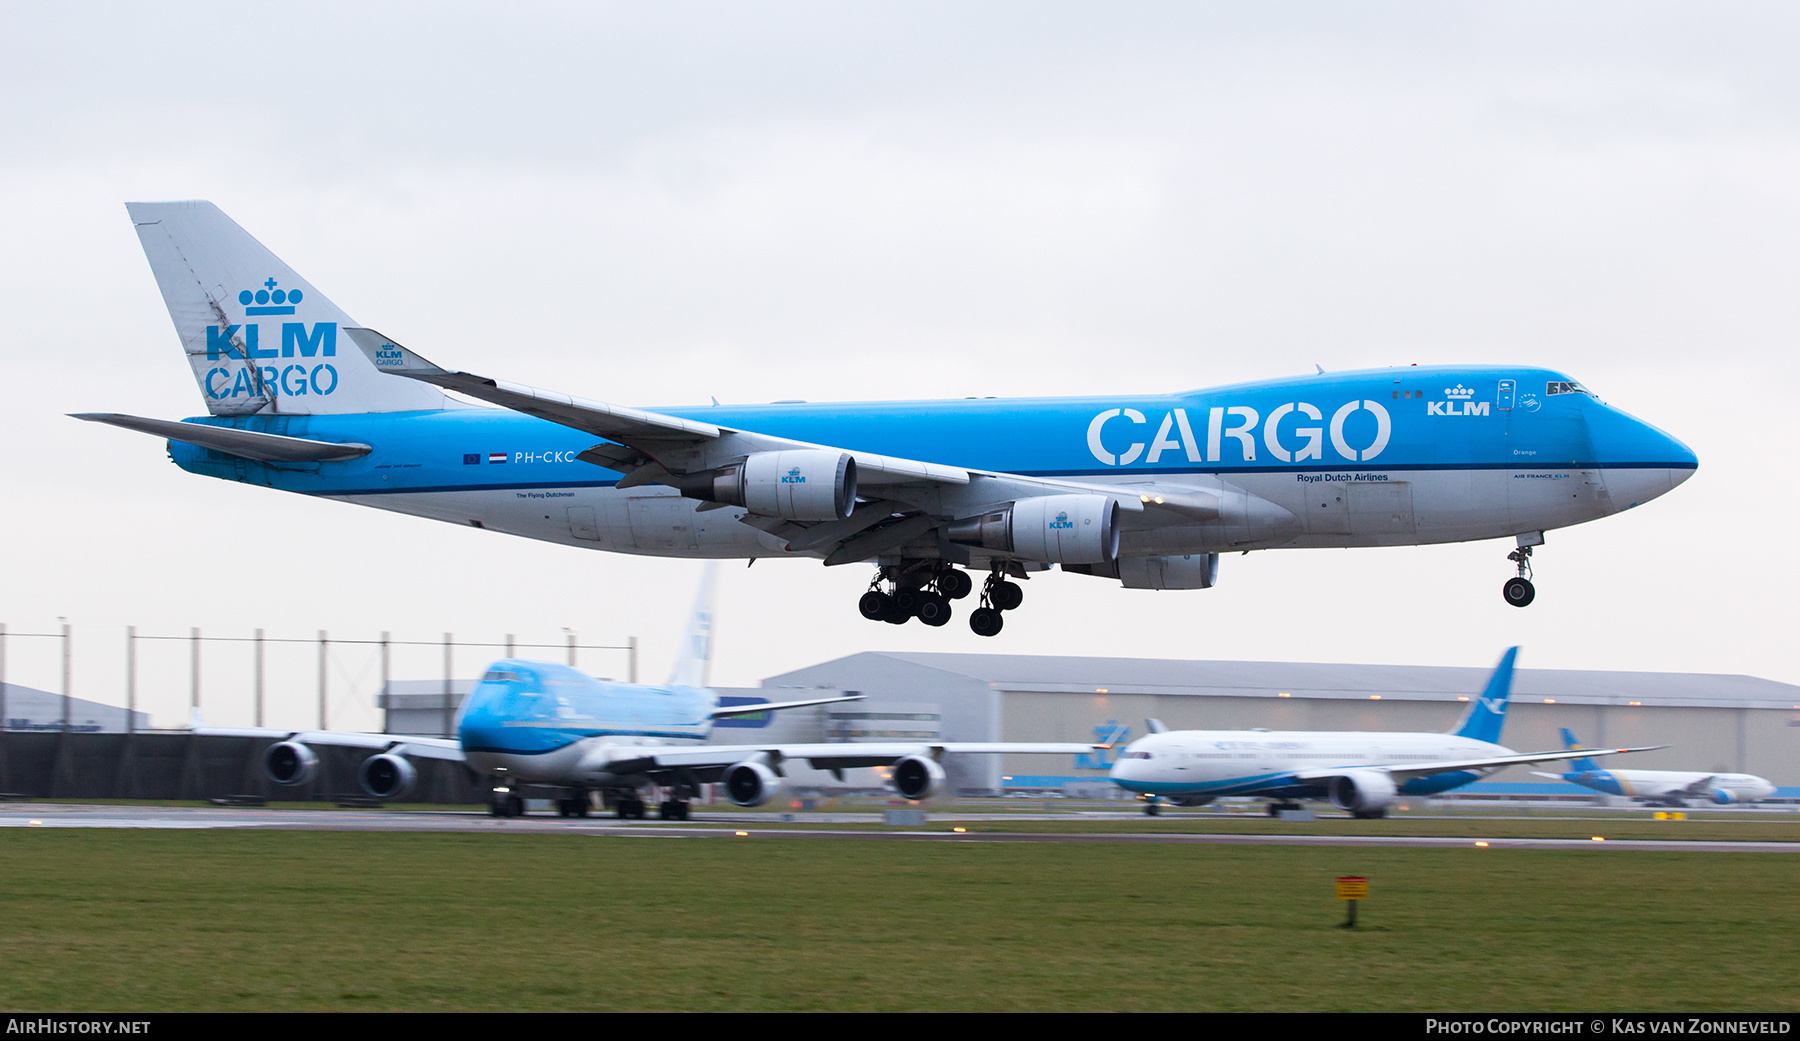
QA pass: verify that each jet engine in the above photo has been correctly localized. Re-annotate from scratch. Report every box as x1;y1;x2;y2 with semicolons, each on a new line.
891;755;945;801
676;449;856;522
358;753;417;800
1710;788;1737;805
723;759;783;807
1167;794;1216;807
947;494;1120;564
264;741;319;786
1326;771;1398;817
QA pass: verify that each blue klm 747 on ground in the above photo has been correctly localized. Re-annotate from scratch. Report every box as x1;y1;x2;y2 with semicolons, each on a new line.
210;566;1097;817
83;202;1698;635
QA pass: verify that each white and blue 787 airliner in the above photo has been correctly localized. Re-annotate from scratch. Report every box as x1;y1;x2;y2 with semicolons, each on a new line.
1109;648;1662;818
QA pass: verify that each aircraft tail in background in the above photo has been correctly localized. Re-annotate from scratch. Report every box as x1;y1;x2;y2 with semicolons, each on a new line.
1448;647;1518;745
667;563;718;689
1558;728;1603;773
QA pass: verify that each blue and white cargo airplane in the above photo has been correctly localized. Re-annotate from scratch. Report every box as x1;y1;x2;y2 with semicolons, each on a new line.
84;201;1697;635
1532;729;1774;807
1108;648;1660;817
210;566;1096;817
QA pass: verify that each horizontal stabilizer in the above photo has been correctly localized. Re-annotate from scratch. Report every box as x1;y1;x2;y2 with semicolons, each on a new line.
72;413;372;462
710;693;865;719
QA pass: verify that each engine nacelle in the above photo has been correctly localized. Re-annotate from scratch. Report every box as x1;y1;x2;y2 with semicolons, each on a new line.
891;755;946;801
1078;553;1221;589
264;741;319;786
1326;771;1399;815
723;760;783;807
677;449;856;522
947;494;1120;564
1710;788;1738;806
358;753;417;800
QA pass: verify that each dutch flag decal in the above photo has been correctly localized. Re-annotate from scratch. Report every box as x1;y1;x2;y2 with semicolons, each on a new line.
488;452;508;464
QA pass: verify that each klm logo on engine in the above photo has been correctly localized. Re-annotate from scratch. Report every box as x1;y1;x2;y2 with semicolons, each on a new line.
1428;384;1489;416
201;277;339;398
1049;511;1074;531
782;467;806;484
1088;400;1392;466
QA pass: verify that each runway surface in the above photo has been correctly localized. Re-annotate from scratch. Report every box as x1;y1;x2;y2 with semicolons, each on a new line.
2;802;1797;851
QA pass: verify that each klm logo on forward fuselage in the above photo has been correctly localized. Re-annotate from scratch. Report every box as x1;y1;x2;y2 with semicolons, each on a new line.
202;279;338;400
1088;400;1392;467
1429;384;1489;417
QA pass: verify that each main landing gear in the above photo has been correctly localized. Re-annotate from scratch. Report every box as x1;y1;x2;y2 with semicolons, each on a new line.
968;566;1024;638
858;563;974;629
1503;533;1542;608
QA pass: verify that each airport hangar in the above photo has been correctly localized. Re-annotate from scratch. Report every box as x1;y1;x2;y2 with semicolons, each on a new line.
665;653;1800;799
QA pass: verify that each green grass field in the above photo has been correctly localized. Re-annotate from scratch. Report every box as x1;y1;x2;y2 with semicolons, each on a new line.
0;829;1794;1012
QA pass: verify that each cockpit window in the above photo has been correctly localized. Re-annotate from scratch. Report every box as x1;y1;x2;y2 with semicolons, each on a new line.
482;669;520;683
1546;380;1593;397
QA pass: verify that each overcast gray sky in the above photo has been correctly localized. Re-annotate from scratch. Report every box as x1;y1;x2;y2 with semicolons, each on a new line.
2;2;1794;729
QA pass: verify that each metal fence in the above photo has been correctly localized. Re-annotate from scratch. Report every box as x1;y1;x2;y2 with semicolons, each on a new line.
0;622;638;735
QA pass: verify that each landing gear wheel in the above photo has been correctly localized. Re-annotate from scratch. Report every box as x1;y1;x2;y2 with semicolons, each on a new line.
882;597;911;624
939;569;973;601
502;794;524;818
916;592;952;627
990;580;1023;612
1503;577;1535;607
969;607;1004;637
859;591;891;620
1144;801;1161;817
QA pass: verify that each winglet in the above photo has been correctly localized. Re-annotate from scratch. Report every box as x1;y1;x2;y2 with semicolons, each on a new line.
344;327;452;379
1146;718;1168;734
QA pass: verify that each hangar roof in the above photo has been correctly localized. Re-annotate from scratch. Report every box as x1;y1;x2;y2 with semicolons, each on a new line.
765;652;1800;711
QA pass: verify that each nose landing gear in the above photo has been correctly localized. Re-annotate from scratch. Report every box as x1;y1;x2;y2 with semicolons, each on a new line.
1504;534;1540;607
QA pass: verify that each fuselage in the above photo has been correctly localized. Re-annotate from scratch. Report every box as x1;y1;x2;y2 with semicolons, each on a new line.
167;365;1696;560
1109;729;1509;799
455;660;714;784
1555;768;1775;805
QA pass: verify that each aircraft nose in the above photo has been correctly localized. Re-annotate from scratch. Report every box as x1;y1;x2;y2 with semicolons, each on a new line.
1586;405;1698;510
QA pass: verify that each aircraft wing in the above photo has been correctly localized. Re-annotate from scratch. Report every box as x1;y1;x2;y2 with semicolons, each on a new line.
347;331;1164;561
345;329;970;487
1672;775;1719;798
592;742;1098;780
1294;745;1664;784
194;726;467;762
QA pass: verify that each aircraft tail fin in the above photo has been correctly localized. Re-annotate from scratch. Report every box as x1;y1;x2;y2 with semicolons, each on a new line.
667;563;718;689
126;201;446;417
1447;647;1518;745
1559;728;1602;773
